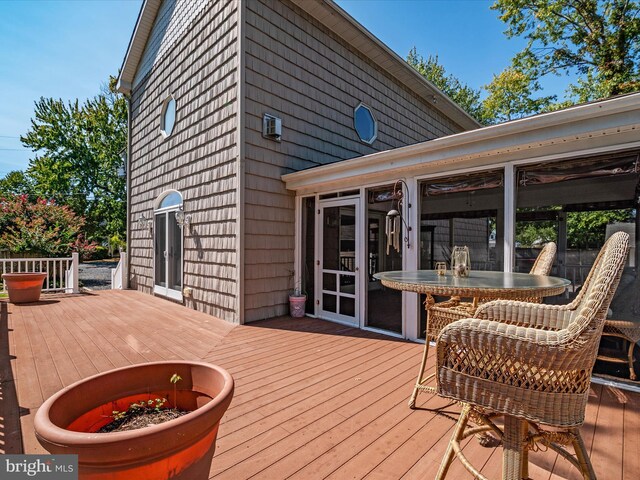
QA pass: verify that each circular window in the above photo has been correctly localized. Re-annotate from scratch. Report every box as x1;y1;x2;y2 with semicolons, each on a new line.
354;103;377;144
161;96;176;137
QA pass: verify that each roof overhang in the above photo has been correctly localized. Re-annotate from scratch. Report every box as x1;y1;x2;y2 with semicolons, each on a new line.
116;0;162;95
292;0;480;131
282;93;640;194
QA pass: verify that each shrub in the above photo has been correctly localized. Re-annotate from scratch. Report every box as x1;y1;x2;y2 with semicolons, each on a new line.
0;194;96;257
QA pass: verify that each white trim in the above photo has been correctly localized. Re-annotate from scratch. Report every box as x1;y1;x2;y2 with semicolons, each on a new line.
503;164;515;273
153;194;185;304
354;103;378;145
404;176;420;340
317;196;361;327
154;189;183;210
236;0;246;325
160;94;177;138
294;195;303;295
590;375;640;394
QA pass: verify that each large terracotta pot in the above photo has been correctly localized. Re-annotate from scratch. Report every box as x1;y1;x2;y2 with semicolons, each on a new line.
34;361;234;480
2;272;47;303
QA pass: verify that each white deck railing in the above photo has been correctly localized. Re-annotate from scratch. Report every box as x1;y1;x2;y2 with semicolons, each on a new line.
111;251;128;290
1;252;79;294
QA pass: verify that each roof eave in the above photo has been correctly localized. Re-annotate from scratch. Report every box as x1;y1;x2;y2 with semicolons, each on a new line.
116;0;162;95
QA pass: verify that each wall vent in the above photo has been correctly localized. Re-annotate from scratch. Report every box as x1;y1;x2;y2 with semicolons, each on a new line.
263;114;282;141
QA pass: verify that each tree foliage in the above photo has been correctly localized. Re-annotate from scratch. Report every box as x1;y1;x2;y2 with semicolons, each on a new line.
0;195;95;257
567;210;633;248
0;170;35;198
483;66;556;122
19;76;127;242
492;0;640;102
407;48;489;124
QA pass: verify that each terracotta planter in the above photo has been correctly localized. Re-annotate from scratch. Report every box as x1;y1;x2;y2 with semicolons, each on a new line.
34;361;234;480
2;272;47;303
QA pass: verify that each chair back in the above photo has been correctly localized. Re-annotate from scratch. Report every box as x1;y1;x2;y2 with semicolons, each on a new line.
529;242;556;275
564;231;629;361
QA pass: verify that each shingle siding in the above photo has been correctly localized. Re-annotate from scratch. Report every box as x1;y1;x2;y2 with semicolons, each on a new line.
128;0;240;322
241;0;463;322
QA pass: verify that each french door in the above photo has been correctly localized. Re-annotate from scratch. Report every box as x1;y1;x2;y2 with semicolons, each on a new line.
317;198;360;326
154;209;183;301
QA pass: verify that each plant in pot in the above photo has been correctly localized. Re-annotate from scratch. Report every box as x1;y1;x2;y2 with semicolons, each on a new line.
289;286;307;318
287;269;307;318
34;360;234;480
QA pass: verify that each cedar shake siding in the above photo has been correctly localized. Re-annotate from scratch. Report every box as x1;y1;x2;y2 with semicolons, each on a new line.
241;0;464;322
128;0;240;322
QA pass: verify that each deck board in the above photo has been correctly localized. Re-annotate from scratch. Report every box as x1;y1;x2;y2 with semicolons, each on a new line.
2;290;638;479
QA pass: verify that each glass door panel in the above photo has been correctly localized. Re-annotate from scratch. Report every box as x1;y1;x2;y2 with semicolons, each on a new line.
154;213;167;288
168;211;182;292
319;201;359;326
154;210;183;301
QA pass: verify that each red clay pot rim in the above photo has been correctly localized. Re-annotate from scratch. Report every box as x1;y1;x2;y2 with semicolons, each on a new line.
34;360;234;448
2;272;48;279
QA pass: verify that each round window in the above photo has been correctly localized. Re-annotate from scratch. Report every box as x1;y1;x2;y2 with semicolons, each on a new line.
161;96;176;137
354;103;377;144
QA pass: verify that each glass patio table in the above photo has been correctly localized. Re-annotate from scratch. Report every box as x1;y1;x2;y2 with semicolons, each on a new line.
374;270;571;407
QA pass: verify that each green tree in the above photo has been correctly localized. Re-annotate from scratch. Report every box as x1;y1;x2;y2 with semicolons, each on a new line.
492;0;640;102
21;76;127;243
0;170;34;198
567;210;633;248
407;48;489;124
483;66;556;122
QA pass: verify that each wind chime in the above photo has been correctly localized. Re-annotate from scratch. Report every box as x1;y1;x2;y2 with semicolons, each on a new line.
385;179;411;254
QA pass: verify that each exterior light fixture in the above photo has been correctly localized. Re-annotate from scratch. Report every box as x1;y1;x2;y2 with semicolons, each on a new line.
175;207;192;233
385;179;412;253
137;213;153;235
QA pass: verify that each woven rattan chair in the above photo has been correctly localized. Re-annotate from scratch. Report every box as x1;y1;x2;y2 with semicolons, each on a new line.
408;242;557;408
435;232;629;480
597;318;640;380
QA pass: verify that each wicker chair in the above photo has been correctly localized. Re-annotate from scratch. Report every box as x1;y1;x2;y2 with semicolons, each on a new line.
408;242;557;408
435;232;629;480
597;318;640;380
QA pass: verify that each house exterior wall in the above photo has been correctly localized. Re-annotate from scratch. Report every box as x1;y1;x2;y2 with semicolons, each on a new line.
128;0;240;322
241;0;465;322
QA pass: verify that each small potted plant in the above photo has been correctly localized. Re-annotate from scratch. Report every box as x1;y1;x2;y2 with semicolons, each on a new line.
34;361;234;480
289;286;307;318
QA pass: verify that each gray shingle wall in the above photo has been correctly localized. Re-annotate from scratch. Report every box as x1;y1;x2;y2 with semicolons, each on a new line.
134;0;212;88
242;0;464;322
129;0;239;322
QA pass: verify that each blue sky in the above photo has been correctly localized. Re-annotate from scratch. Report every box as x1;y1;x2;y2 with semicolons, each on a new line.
0;0;574;177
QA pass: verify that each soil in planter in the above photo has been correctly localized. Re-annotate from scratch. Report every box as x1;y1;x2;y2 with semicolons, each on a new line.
98;407;189;433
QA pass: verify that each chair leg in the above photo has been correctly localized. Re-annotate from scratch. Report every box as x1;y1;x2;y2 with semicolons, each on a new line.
502;415;527;480
628;341;637;380
409;294;436;409
408;339;430;408
436;404;471;480
570;428;597;480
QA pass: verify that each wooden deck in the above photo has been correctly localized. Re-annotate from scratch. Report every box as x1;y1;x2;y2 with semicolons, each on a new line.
2;290;638;479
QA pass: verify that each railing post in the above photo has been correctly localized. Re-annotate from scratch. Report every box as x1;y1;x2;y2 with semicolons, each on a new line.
71;252;80;293
121;251;129;289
